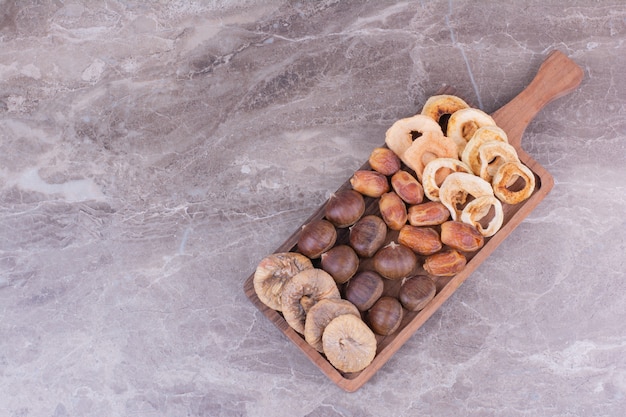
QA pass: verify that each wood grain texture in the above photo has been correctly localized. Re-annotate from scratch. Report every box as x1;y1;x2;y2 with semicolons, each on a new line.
243;50;583;392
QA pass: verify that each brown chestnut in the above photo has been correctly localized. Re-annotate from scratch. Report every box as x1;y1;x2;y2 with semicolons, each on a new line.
297;219;337;259
344;270;385;311
349;215;387;258
367;296;404;336
373;241;417;280
398;275;436;311
324;190;365;228
320;245;359;284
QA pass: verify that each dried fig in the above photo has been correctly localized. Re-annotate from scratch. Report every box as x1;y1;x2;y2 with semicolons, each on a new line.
304;298;360;352
253;252;313;311
281;268;340;334
322;314;377;373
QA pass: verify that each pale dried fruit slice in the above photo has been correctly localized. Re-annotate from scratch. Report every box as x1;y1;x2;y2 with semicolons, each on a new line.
253;252;313;311
281;268;340;334
402;132;458;180
322;314;377;373
492;161;536;205
420;94;470;124
461;126;509;175
439;172;493;221
460;195;504;237
478;141;521;183
422;157;472;202
447;108;497;156
304;299;360;352
384;114;443;164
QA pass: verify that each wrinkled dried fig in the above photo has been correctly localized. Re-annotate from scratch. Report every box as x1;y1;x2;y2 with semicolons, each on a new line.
322;314;377;373
304;298;360;352
253;252;313;311
281;268;341;334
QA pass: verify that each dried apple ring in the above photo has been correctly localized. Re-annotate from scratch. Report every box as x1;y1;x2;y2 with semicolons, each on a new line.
420;94;470;124
461;126;509;175
478;141;521;183
439;172;493;221
281;268;341;334
422;158;472;202
384;114;443;164
447;108;497;156
402;132;458;180
460;195;504;237
253;252;313;311
492;161;536;205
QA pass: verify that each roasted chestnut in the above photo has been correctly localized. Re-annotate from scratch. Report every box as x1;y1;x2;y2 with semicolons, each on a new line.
398;275;436;311
344;270;385;311
324;189;365;228
367;296;404;336
297;219;337;259
373;241;417;280
320;244;359;284
349;215;387;258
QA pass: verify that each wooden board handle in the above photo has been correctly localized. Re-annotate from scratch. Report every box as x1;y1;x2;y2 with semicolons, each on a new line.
492;50;584;148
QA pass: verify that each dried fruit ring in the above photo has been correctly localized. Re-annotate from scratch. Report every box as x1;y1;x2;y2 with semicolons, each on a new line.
281;268;341;334
420;94;470;124
460;195;504;237
253;252;313;311
461;125;509;175
322;314;377;373
492;161;536;205
384;114;443;164
447;108;497;156
439;172;493;221
402;132;458;180
478;141;521;183
422;157;473;202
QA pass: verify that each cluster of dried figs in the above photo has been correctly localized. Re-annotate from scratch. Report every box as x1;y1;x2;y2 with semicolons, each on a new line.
253;94;536;375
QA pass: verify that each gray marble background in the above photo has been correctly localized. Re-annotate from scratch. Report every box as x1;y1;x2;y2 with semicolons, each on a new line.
1;1;625;416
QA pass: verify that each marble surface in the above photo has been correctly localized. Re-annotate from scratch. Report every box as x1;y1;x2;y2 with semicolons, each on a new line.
1;1;625;416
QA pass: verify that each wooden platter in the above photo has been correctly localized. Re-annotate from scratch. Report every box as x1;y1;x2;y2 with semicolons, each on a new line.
243;50;584;392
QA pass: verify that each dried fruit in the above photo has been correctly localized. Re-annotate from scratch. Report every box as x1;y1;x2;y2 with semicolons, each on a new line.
398;225;442;256
478;141;520;183
320;244;359;284
368;147;401;176
384;114;443;165
446;107;497;156
324;189;365;228
344;271;385;312
460;195;504;237
373;242;417;280
304;298;360;352
492;161;535;205
439;172;493;221
440;221;485;252
422;158;472;202
349;215;388;258
421;94;470;124
402;132;458;180
423;249;467;277
391;170;424;205
322;314;377;373
350;170;390;198
398;275;437;312
281;268;341;334
297;219;337;259
407;201;450;226
378;192;407;230
253;252;313;311
367;296;404;336
460;125;509;176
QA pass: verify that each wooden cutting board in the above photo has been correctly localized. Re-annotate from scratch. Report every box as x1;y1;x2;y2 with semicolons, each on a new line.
243;50;583;392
